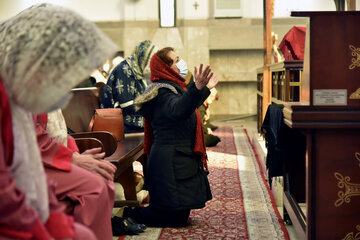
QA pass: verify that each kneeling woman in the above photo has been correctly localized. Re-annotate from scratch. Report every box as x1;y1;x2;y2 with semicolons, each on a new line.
124;47;218;227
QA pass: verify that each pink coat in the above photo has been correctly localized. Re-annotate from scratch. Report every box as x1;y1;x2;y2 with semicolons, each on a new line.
0;80;75;240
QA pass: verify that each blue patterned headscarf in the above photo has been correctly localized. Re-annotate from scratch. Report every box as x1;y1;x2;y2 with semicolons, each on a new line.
125;40;155;81
100;40;156;133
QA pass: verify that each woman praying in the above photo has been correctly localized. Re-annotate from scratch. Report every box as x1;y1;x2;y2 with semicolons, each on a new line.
122;47;218;227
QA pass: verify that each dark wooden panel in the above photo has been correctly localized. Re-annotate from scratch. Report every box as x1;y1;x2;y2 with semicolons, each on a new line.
283;11;360;240
309;129;360;239
284;192;306;240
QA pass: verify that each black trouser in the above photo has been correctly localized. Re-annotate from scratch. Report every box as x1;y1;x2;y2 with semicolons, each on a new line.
123;205;190;227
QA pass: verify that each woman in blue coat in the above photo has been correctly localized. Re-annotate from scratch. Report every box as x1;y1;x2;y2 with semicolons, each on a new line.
100;40;156;133
124;47;218;227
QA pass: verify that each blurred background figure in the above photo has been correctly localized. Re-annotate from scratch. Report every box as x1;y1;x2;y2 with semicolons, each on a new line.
271;32;285;63
199;86;221;147
186;71;220;147
100;40;157;133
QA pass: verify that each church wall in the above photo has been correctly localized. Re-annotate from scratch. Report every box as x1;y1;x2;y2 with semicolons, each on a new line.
95;17;308;117
0;0;345;22
0;0;351;117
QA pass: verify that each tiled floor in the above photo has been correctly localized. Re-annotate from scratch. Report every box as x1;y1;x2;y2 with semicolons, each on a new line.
211;115;300;240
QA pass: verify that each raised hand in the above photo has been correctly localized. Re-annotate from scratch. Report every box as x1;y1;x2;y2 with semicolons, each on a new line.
194;64;214;90
72;147;117;181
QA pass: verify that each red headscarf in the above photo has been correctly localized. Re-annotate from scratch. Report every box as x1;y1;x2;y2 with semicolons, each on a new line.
143;54;208;169
0;76;14;166
279;26;306;61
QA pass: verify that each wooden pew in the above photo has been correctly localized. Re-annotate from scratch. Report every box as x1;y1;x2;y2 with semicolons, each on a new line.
71;131;118;158
62;87;146;207
107;134;146;207
62;87;100;133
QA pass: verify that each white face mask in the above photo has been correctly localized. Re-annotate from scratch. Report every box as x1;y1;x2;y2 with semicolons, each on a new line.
176;59;188;78
44;92;73;113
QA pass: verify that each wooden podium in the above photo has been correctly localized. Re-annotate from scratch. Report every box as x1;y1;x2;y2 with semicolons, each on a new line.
283;12;360;239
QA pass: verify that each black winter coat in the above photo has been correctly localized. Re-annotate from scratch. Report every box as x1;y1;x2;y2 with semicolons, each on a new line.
139;80;212;210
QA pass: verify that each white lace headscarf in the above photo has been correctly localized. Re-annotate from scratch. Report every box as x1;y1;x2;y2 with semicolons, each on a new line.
0;3;118;222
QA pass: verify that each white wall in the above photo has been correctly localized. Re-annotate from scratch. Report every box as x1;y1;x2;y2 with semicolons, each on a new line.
241;0;359;18
0;0;158;21
273;0;336;17
122;0;158;21
0;0;359;22
179;0;209;20
242;0;263;18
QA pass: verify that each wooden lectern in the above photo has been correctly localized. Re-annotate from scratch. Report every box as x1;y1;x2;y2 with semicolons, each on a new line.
283;11;360;239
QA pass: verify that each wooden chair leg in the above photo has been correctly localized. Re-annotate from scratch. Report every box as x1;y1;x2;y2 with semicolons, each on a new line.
114;164;139;207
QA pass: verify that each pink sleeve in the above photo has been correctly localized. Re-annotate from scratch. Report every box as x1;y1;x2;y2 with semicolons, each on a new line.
45;179;75;239
0;136;51;240
67;135;79;153
34;115;73;172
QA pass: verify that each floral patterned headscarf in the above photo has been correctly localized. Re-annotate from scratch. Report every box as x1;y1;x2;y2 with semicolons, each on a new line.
126;40;155;81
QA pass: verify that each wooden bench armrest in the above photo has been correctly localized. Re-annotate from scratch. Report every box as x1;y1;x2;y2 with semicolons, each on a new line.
71;131;117;157
74;138;104;154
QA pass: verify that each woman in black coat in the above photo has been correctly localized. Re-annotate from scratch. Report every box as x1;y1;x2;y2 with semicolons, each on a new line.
124;47;218;227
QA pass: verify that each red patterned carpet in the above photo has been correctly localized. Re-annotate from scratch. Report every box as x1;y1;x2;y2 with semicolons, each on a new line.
120;126;289;240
